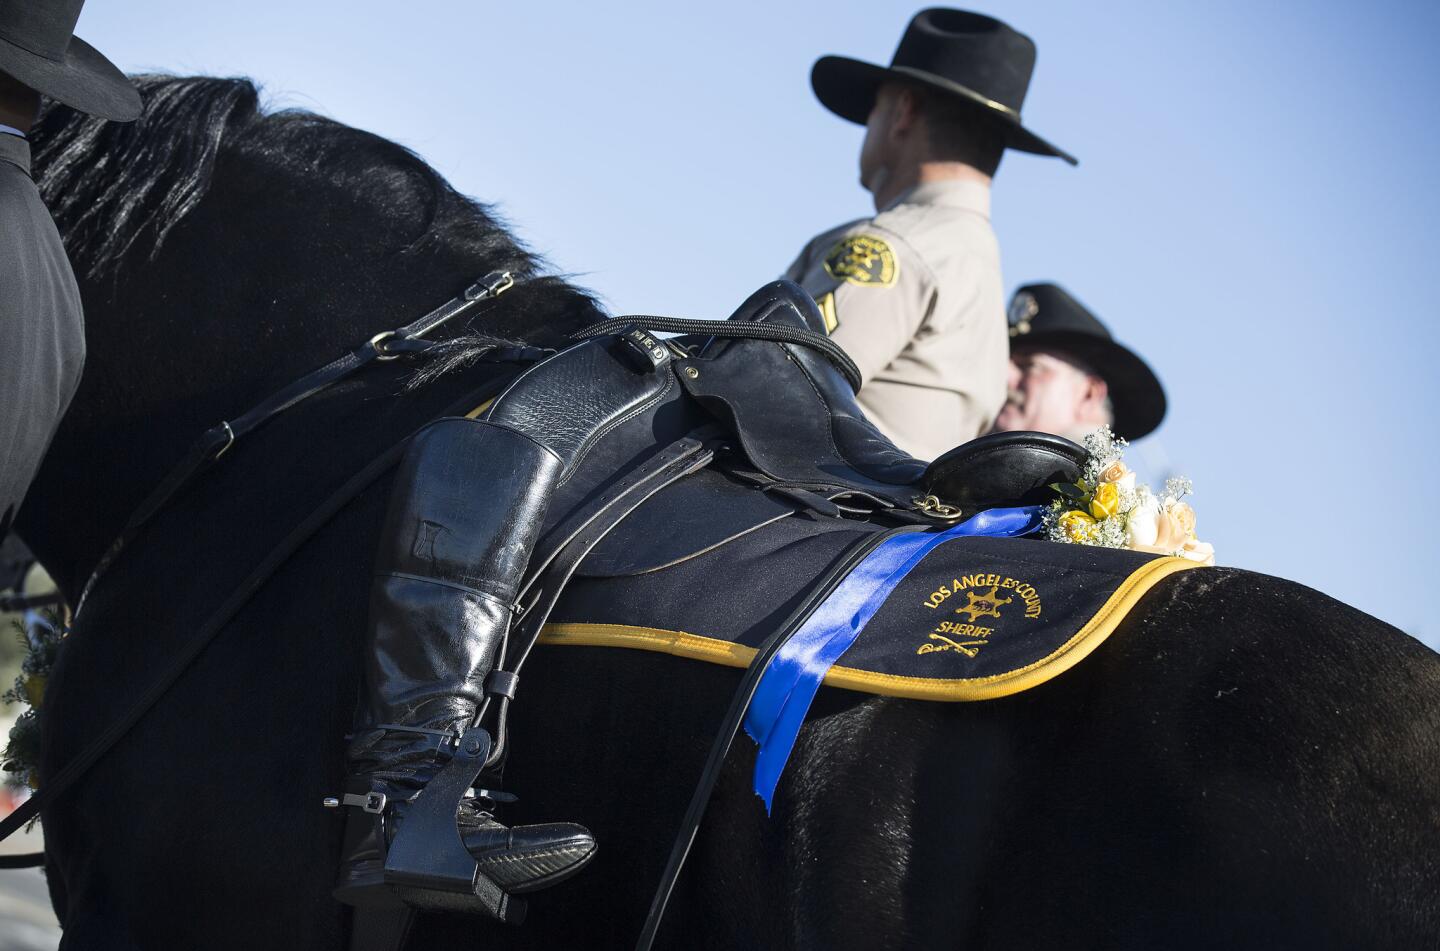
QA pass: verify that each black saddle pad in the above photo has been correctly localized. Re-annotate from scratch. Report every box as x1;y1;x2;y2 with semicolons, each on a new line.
551;518;1202;701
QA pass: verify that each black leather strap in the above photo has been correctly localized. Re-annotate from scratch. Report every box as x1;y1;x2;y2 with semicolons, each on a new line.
632;525;911;951
0;380;517;857
571;315;862;393
477;436;716;769
73;272;521;617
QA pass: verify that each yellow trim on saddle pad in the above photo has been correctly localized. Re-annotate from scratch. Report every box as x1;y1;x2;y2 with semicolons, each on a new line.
539;556;1200;702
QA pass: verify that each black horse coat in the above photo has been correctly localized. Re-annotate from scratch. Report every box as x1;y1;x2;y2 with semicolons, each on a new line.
13;77;1440;950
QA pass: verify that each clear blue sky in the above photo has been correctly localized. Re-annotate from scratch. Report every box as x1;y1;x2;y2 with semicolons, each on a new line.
74;1;1440;647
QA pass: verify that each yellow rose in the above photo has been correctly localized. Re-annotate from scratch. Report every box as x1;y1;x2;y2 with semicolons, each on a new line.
1059;509;1096;542
1089;482;1121;520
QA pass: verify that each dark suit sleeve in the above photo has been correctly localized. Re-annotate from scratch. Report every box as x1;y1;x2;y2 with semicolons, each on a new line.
0;161;86;536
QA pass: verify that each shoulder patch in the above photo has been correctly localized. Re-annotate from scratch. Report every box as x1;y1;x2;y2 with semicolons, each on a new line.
823;233;898;288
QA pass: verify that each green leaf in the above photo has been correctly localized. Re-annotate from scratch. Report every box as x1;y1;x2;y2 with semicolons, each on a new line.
1050;482;1087;501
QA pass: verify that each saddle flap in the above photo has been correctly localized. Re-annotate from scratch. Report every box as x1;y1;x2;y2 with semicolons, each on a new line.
576;467;806;577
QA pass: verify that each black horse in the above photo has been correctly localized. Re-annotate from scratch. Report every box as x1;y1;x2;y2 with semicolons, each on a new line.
13;77;1440;950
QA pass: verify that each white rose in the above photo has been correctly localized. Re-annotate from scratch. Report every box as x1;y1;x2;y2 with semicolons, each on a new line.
1126;494;1160;548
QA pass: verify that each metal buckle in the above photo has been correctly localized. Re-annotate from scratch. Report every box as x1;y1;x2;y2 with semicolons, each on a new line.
212;421;236;460
913;494;963;521
322;791;388;813
465;270;514;302
368;330;401;361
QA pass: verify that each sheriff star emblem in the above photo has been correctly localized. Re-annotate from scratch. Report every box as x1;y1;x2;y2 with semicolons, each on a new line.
955;585;1013;622
1008;291;1039;337
823;234;897;288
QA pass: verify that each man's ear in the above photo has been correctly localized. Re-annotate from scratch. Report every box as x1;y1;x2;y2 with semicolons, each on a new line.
890;86;922;137
1082;374;1110;413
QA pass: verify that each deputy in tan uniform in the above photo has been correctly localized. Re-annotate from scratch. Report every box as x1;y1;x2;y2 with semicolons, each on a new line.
784;8;1075;461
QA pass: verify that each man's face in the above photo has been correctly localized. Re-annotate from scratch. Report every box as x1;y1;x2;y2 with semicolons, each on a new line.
994;348;1104;436
858;85;900;193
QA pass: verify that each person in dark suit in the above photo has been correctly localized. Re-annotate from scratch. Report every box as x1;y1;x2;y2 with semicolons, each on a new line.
993;283;1167;442
0;1;139;540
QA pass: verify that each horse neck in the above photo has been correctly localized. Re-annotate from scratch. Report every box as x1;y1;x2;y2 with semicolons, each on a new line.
16;97;601;596
17;256;587;601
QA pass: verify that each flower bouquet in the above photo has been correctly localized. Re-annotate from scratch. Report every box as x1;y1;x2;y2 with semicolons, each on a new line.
1044;427;1214;565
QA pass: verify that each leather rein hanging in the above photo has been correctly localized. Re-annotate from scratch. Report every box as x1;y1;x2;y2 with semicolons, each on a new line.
71;270;529;620
0;271;534;862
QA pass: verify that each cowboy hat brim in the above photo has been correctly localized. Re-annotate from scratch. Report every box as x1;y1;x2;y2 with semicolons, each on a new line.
1012;330;1167;441
811;55;1077;166
0;33;139;121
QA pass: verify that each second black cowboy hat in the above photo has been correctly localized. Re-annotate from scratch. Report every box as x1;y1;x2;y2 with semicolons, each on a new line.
811;8;1075;165
1008;283;1167;441
0;0;139;121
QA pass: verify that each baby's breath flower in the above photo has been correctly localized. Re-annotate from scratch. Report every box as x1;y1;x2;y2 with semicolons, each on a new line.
1163;476;1193;504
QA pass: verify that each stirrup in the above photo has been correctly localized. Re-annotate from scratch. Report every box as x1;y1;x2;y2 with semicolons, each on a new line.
332;724;526;924
383;724;525;922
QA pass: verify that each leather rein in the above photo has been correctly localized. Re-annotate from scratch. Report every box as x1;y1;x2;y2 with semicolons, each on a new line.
70;270;531;620
0;270;534;860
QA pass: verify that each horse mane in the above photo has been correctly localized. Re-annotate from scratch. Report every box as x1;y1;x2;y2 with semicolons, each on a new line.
31;75;593;321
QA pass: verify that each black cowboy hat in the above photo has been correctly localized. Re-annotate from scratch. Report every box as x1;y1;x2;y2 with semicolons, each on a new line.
810;8;1075;165
0;1;139;121
1008;283;1166;441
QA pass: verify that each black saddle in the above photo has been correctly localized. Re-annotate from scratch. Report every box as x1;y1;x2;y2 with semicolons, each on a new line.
482;279;1086;575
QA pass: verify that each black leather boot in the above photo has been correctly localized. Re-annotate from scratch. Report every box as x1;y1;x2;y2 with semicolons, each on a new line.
332;418;596;916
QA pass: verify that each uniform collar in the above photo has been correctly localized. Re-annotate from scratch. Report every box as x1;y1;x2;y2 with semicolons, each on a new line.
0;133;31;176
882;178;991;219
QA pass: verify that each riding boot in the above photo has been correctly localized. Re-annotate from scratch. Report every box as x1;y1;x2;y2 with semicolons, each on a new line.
332;418;596;914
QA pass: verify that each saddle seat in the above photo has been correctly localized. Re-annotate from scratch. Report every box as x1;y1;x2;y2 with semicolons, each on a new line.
675;280;1087;514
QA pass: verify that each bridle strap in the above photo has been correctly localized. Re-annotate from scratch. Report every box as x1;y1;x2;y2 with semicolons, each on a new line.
73;271;523;617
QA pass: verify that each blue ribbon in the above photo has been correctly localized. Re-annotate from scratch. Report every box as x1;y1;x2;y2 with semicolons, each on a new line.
742;505;1045;811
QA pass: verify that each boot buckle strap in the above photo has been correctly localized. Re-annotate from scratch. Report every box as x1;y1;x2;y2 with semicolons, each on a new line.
322;791;388;813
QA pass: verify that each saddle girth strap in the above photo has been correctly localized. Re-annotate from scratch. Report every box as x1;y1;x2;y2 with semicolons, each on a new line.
632;525;909;951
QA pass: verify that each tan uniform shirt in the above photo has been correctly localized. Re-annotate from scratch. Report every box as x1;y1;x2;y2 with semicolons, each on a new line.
783;179;1007;461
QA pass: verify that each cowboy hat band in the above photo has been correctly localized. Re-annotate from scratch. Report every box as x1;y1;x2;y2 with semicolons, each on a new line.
811;8;1075;165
